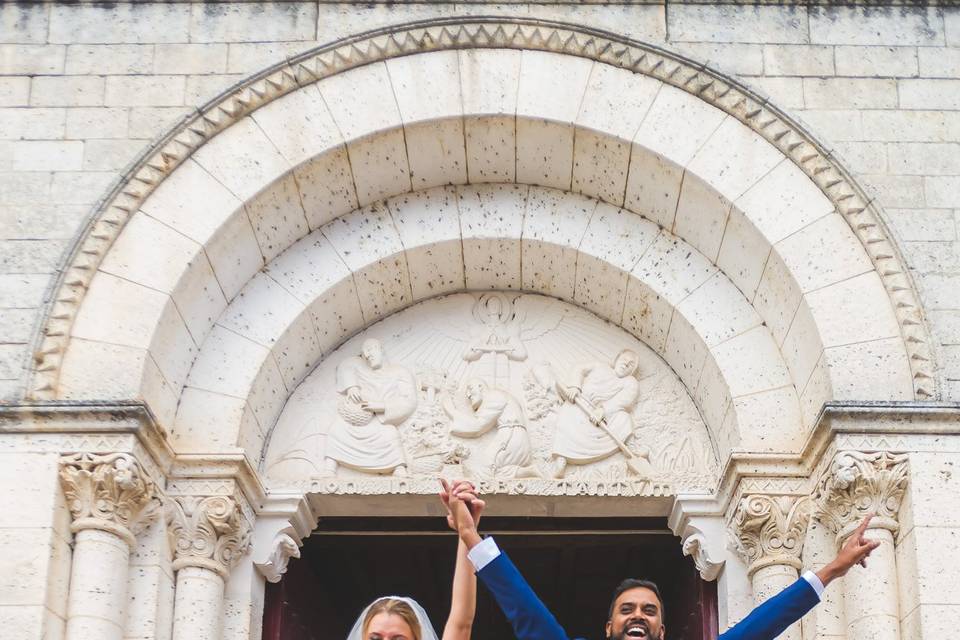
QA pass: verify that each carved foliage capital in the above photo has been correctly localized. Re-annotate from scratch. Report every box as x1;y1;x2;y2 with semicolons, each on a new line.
815;450;909;540
166;496;252;580
732;494;811;576
59;452;159;547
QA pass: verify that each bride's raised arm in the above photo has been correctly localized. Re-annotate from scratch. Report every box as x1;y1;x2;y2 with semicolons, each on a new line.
440;480;484;640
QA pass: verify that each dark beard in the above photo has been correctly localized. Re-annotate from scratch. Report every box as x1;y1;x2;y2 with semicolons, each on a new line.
609;625;662;640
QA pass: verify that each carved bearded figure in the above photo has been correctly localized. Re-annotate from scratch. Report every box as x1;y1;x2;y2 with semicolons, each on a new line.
323;338;418;476
550;349;641;477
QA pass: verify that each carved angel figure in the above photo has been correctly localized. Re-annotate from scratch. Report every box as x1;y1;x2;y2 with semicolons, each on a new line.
442;379;538;478
544;349;650;478
323;338;418;476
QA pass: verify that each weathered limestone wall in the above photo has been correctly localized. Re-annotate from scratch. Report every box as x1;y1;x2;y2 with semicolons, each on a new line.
1;1;959;402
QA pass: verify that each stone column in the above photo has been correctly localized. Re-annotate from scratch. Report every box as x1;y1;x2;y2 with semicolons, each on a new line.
59;453;159;640
732;494;811;640
816;451;908;640
166;496;251;640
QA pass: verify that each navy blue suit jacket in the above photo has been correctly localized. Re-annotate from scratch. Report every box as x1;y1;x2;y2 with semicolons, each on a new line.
476;550;820;640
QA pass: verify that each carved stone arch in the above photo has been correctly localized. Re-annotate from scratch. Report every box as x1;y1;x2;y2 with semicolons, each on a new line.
32;19;932;477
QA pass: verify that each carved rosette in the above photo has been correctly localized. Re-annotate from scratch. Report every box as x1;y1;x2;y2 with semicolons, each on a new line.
732;495;811;576
166;496;252;580
815;451;909;541
59;452;159;547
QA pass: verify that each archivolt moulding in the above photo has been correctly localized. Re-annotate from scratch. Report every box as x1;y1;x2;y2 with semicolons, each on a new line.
29;17;934;401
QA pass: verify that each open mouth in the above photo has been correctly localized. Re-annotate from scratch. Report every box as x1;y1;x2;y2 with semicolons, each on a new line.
625;624;648;638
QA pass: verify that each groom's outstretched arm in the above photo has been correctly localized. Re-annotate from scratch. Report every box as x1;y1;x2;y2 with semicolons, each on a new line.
469;538;568;640
721;514;881;640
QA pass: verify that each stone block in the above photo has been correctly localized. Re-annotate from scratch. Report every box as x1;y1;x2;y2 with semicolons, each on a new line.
71;270;171;350
205;211;264;302
762;44;834;76
65;107;128;139
673;177;730;262
693;355;730;434
244;173;310;263
346;129;411;206
12;141;83;171
577;63;660;143
184;73;245;106
457;183;526;291
918;272;960;308
803;77;898;109
0;174;56;207
716;208;769;300
0;528;56;606
293;148;357;230
929;309;960;345
460;48;520;117
631;233;718;308
128;106;191;139
885;208;957;242
824;336;913;400
662;312;709;392
516;119;574;191
65;44;153;75
185;324;270;399
0;4;49;44
405;119;467;191
0;239;65;274
58;338;156;405
688;117;785;201
634;85;727;166
809;6;945;46
0;77;29;107
154;43;227;74
745;77;806;109
0;108;65;140
0;45;65;74
832;141;887;174
775;213;873;292
859;174;925;208
105;75;186;107
464;116;516;184
671;42;764;76
796;109;863;142
49;3;190;44
517;50;592;123
571;129;630;206
521;188;595;301
226;41;314;74
188;3;317;43
579;202;659;274
805;271;901;348
899;79;960;110
925;176;960;208
835;45;918;77
49;171;116;205
82;139;143;172
918;47;960;78
387;187;465;301
192;116;291;202
905;241;960;275
888;142;960;175
318;62;400;140
0;344;27;379
862;110;960;142
669;4;809;44
534;4;666;42
0;308;34;343
387;50;461;124
251;84;341;169
623;146;683;229
677;273;762;348
731;385;803;452
0;203;87;239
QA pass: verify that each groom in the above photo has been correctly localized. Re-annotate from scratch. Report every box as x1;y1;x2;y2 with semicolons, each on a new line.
440;480;880;640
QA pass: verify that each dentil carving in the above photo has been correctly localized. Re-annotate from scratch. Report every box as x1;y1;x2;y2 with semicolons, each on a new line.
815;450;909;540
59;452;159;546
732;495;811;575
323;338;418;477
166;496;252;579
255;533;301;584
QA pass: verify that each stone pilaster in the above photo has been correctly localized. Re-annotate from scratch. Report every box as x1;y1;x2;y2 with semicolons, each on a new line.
59;453;159;640
166;495;252;640
732;494;811;640
815;451;909;640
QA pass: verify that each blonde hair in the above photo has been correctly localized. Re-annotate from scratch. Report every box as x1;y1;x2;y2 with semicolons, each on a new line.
362;598;422;640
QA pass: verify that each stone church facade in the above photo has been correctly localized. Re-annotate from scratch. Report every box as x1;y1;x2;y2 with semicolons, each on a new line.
1;2;958;639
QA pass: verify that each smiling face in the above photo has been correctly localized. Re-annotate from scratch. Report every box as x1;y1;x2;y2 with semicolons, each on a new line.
606;587;665;640
365;612;416;640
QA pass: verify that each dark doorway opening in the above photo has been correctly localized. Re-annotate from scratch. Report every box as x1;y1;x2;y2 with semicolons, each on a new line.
264;517;717;640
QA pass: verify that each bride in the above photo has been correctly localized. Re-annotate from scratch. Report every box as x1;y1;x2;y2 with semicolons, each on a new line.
346;480;485;640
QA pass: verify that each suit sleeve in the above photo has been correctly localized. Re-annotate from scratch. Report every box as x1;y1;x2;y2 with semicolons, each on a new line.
718;578;820;640
476;551;569;640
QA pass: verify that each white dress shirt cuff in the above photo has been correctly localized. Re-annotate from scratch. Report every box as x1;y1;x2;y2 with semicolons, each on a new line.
467;536;501;572
801;570;825;599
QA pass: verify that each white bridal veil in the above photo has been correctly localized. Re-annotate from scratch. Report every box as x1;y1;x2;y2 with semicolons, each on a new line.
345;596;441;640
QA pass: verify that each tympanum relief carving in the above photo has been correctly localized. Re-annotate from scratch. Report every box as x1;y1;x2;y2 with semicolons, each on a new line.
264;293;718;493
